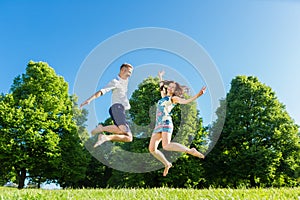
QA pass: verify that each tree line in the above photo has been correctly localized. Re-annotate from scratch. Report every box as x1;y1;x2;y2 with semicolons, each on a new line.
0;61;299;189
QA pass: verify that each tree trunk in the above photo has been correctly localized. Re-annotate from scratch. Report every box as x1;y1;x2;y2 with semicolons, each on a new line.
250;174;256;187
103;166;112;187
17;168;26;189
38;176;41;189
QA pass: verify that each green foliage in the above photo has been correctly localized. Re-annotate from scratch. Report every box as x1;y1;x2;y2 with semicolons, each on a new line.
129;76;160;127
54;97;90;189
0;61;88;189
204;76;300;187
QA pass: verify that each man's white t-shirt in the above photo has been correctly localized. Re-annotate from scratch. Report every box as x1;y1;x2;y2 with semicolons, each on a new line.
100;76;130;110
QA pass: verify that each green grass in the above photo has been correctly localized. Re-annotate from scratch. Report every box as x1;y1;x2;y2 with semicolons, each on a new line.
0;187;299;200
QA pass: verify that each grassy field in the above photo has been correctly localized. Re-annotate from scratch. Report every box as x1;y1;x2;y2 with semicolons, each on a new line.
0;187;299;200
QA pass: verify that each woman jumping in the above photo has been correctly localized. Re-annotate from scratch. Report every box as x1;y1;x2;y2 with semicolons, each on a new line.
149;71;206;176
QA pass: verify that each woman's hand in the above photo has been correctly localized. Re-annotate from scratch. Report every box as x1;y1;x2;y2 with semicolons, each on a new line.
197;86;207;97
158;71;165;81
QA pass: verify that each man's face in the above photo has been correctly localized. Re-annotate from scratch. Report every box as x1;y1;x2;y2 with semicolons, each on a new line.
122;67;133;78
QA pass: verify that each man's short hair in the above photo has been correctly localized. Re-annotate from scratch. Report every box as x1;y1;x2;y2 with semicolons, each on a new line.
120;63;133;70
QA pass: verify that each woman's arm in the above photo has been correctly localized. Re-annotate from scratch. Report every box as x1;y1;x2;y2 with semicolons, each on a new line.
172;86;206;104
158;70;164;82
158;71;167;98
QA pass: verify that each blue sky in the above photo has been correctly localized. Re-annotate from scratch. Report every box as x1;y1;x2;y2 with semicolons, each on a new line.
1;0;300;129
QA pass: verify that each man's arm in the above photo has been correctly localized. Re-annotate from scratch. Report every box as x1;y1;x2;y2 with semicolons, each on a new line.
80;90;102;108
80;79;117;108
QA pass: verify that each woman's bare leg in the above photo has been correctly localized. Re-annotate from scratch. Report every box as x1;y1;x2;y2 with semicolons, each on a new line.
161;132;205;159
149;133;172;176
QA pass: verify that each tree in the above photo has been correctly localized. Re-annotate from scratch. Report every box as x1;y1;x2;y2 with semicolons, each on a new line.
204;76;300;187
0;61;88;188
129;76;160;127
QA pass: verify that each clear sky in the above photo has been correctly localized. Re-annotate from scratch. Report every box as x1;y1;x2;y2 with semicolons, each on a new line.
1;0;300;129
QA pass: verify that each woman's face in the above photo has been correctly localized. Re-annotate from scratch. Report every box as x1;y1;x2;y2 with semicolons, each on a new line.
167;82;176;95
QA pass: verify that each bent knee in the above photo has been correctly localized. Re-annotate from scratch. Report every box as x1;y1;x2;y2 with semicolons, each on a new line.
118;124;130;134
124;133;133;142
162;144;170;151
127;136;133;142
149;147;155;153
149;149;157;155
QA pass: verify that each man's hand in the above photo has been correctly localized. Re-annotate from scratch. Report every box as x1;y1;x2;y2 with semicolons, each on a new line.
80;100;90;109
